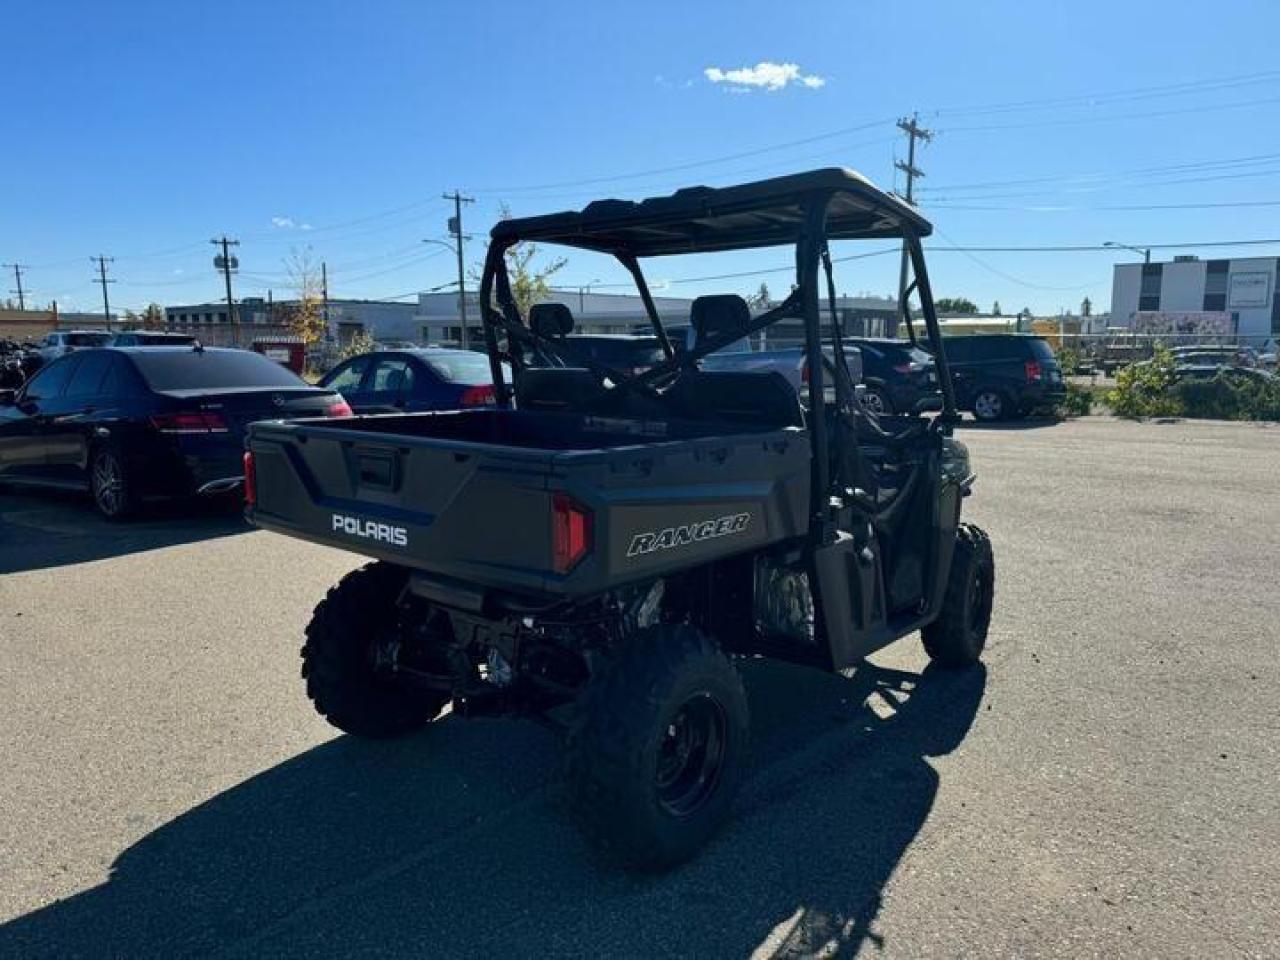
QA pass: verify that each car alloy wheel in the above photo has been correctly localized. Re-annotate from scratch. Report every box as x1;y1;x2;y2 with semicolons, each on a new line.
92;451;125;517
973;391;1004;421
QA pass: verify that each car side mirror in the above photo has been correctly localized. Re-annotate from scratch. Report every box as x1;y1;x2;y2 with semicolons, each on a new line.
913;395;943;414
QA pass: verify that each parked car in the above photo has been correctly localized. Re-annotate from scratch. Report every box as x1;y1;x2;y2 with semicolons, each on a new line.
109;331;198;347
37;330;111;362
0;345;351;518
1175;364;1275;385
842;337;938;415
319;348;508;414
548;334;668;377
937;334;1066;421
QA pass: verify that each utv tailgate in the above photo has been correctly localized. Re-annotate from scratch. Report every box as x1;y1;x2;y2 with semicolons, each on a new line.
246;410;810;599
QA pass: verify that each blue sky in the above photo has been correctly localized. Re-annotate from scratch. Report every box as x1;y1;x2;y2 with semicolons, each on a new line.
6;0;1280;316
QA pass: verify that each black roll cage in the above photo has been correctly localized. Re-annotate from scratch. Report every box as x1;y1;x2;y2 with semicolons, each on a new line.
477;176;959;540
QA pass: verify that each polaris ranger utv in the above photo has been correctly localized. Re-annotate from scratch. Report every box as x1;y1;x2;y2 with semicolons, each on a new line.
244;168;994;869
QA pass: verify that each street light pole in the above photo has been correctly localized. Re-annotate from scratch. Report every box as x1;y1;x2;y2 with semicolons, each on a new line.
1104;241;1152;263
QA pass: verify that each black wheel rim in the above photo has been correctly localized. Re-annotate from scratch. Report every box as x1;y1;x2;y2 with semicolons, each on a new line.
655;692;728;818
969;563;992;633
92;453;123;515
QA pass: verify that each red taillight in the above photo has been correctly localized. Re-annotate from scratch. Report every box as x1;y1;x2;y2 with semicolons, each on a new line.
460;385;496;407
552;493;592;574
893;361;924;374
326;398;354;417
150;411;228;433
243;450;256;506
1024;360;1042;382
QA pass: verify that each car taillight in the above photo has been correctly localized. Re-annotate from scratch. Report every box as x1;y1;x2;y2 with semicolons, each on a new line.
552;493;592;574
150;411;228;433
460;385;496;407
243;450;256;506
326;398;354;417
1025;360;1042;382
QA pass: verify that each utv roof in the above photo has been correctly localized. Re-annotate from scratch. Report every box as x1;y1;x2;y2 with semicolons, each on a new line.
491;167;932;257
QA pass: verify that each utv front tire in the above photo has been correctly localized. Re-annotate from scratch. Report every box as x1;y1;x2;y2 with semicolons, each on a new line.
302;562;448;738
922;523;994;668
565;625;749;870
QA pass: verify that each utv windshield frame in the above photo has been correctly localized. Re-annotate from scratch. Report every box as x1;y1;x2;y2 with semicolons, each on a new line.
477;167;959;529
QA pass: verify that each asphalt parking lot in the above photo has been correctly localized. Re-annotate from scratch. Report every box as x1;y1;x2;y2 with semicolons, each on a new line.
1;417;1277;959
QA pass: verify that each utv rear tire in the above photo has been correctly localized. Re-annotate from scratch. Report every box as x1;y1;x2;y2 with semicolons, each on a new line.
564;624;749;870
302;562;448;738
922;523;994;668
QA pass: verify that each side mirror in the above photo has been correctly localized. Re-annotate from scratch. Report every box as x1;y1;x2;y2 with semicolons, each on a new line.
913;395;943;414
0;389;15;407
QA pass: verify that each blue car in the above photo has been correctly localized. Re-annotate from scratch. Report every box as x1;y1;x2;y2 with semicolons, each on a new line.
319;348;507;414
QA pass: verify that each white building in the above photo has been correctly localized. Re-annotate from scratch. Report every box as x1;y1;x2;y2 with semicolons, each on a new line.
413;289;696;344
1110;256;1280;344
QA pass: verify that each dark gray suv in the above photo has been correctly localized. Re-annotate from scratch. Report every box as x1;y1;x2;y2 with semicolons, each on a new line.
940;334;1065;421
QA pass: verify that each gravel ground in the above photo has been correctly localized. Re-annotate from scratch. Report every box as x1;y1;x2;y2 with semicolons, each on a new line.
0;417;1276;959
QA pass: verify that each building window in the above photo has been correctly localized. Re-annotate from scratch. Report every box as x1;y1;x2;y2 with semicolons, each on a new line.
1138;263;1162;312
204;312;213;323
1204;260;1228;312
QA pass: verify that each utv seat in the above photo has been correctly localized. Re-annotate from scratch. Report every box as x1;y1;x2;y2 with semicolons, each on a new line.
529;302;574;339
515;368;603;411
671;370;803;427
690;293;751;350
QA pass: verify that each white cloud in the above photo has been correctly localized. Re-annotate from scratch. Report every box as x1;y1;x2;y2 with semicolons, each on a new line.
271;216;296;228
703;61;826;93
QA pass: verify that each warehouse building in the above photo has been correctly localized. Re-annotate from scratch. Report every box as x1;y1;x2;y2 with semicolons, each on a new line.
1110;256;1280;343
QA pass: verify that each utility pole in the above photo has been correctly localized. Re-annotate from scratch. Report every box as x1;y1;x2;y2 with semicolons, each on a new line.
894;113;933;333
3;263;27;310
211;236;240;343
443;190;475;348
321;261;330;333
92;256;115;330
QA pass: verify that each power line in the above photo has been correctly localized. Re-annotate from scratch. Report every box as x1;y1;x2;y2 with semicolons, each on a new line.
211;236;240;330
895;113;932;329
443;190;475;348
91;256;116;328
3;263;27;309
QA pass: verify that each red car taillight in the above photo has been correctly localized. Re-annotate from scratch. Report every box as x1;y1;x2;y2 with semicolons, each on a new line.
326;398;354;417
243;450;257;506
459;385;496;407
150;411;228;433
1025;360;1042;382
552;493;592;574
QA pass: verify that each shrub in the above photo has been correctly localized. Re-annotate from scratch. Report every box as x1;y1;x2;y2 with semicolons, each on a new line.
1174;371;1280;421
1055;382;1094;418
1106;346;1184;418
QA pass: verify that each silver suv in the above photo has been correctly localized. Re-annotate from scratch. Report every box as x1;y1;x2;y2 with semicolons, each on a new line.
38;330;111;362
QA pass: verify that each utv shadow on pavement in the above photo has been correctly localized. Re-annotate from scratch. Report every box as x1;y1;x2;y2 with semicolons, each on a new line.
0;660;985;959
0;490;249;574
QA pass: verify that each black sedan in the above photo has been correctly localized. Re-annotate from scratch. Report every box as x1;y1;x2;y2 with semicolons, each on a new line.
319;348;508;414
0;346;351;519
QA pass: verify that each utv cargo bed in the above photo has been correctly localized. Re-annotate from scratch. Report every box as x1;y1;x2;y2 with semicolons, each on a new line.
246;408;810;598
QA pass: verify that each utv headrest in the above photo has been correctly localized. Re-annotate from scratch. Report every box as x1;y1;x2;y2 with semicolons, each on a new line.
529;302;574;338
690;294;750;347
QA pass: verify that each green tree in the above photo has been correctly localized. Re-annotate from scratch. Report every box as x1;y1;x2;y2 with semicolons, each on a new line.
486;204;567;317
935;297;978;315
991;300;1002;316
143;303;165;328
283;246;327;344
339;328;376;360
